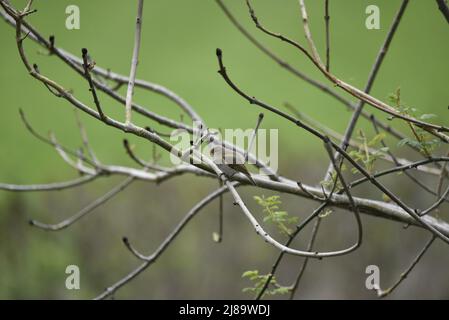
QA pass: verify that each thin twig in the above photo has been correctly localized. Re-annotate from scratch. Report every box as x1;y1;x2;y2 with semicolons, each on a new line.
0;174;99;192
436;149;449;196
97;183;238;299
419;183;449;216
436;0;449;23
30;176;135;231
324;0;410;179
256;202;328;299
245;113;264;162
125;0;144;126
216;180;224;243
376;235;436;298
284;102;440;175
82;48;106;120
298;0;324;66
289;216;322;299
372;119;449;204
324;0;330;71
74;109;99;164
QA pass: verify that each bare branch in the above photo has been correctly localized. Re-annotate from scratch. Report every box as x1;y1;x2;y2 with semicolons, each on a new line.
0;174;99;192
246;0;449;141
96;183;237;300
436;0;449;23
82;48;106;120
256;202;328;299
324;0;410;179
215;0;413;150
298;0;324;66
324;0;330;71
215;48;449;244
289;215;322;299
125;0;144;126
215;0;350;108
30;176;135;231
74;110;99;164
376;235;435;298
245;113;264;162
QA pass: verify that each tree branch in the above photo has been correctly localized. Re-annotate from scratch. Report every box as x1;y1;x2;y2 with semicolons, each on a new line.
125;0;144;126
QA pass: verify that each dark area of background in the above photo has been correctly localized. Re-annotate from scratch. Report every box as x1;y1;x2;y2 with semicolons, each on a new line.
0;0;448;299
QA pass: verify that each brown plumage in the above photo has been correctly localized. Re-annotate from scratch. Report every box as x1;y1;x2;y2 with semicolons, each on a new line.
210;145;257;185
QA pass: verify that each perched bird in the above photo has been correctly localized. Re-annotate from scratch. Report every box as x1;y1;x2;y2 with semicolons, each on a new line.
210;144;256;185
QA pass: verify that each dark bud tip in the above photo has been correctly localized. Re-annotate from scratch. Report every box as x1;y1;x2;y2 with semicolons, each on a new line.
122;236;129;244
81;48;88;55
32;63;38;70
49;35;55;42
28;219;35;226
258;113;264;119
216;48;222;57
123;139;129;147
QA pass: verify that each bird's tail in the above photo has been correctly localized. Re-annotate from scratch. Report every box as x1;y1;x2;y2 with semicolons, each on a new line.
244;173;257;186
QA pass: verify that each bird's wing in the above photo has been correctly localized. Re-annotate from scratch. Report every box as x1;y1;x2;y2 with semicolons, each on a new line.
216;164;239;177
222;150;245;165
229;164;257;185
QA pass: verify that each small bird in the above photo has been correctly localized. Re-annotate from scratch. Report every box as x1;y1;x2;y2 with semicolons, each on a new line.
210;144;256;185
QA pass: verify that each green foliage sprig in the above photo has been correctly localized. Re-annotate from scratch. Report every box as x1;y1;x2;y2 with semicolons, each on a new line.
242;270;290;298
349;129;389;174
241;195;298;297
253;195;298;236
389;88;441;156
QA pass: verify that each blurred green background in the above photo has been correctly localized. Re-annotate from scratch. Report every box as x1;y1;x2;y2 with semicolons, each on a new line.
0;0;448;299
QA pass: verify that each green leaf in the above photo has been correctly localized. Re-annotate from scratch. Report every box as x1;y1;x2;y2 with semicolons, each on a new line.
263;216;272;222
398;138;413;147
271;287;290;295
273;211;288;219
242;270;258;278
368;132;386;146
